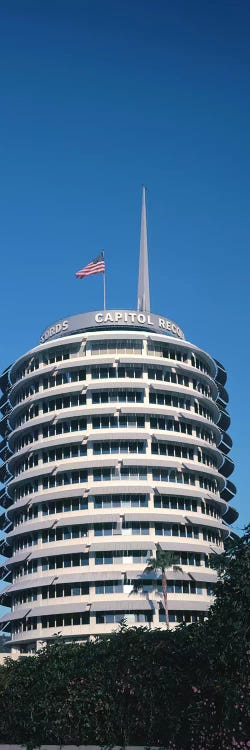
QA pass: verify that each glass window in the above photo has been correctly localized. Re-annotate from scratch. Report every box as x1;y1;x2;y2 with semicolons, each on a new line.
64;556;71;567
96;584;104;594
72;586;81;596
175;583;182;594
63;615;71;626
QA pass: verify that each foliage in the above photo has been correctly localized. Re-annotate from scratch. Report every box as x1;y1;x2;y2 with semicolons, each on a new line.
0;633;10;652
133;544;183;628
0;528;249;749
144;544;181;575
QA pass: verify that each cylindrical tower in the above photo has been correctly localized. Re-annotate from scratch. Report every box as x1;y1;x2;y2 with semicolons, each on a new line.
0;309;238;653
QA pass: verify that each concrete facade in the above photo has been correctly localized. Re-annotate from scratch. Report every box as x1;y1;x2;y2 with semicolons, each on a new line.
0;313;237;652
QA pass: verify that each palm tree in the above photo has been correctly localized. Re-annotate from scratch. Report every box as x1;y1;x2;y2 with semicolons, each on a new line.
133;544;183;630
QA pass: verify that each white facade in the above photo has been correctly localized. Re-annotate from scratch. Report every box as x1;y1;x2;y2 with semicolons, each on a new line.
0;314;237;652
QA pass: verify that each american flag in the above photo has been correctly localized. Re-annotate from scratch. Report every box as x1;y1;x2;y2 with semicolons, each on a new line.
75;252;105;279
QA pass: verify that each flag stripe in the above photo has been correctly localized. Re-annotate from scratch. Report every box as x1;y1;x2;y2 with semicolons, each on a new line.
75;253;105;279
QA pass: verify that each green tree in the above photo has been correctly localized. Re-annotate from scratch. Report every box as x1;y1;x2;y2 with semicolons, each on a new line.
0;529;248;749
134;543;183;628
186;524;250;749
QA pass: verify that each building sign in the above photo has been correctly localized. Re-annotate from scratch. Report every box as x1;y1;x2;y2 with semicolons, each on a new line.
40;310;185;344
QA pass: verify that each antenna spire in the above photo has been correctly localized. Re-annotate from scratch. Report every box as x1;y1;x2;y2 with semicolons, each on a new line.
137;185;150;312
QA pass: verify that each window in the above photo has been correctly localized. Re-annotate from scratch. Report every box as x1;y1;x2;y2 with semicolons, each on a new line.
154;495;185;510
42;393;86;414
151;442;194;459
93;440;145;455
94;494;148;509
147;342;188;361
149;391;190;410
152;468;195;485
42;470;88;490
92;414;145;430
95;550;151;566
159;609;205;623
91;339;142;355
96;611;152;624
92;389;144;404
95;581;123;594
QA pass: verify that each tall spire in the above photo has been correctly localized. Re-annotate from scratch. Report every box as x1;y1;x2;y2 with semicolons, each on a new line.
137;185;150;312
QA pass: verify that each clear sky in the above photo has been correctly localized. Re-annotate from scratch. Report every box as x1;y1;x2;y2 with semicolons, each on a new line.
0;0;249;545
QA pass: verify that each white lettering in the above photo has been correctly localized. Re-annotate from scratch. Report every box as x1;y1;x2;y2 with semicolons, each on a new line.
40;311;185;345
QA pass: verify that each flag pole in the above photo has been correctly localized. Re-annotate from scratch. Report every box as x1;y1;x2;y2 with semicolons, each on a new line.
102;251;106;310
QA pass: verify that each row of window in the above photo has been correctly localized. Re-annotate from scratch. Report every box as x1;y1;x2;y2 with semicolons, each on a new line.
159;610;206;623
147;343;187;363
95;494;199;512
13;394;87;428
154;495;220;518
13;387;215;429
13;521;221;552
12;494;220;527
14;496;88;525
14;444;87;476
42;346;78;365
152;469;217;492
13;441;218;478
12;613;90;633
42;444;87;462
12;340;142;384
12;341;145;384
13;422;86;452
13;550;210;579
43;370;86;387
41;467;215;490
14;382;39;404
13;366;213;411
13;357;40;383
152;442;216;467
13;583;89;605
148;344;211;375
95;551;205;567
11;608;207;635
95;580;213;596
155;524;221;543
12;415;217;455
91;339;142;354
12;466;219;501
12;339;212;386
13;578;214;607
13;370;87;406
12;498;220;534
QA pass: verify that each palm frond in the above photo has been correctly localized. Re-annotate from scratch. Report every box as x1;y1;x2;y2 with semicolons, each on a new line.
172;565;183;573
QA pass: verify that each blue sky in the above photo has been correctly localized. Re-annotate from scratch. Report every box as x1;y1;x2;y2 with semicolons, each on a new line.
0;0;249;550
